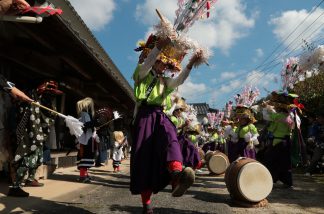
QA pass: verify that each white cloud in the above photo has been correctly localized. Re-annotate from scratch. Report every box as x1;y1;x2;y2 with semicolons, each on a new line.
69;0;116;31
135;0;257;53
269;8;324;50
178;77;207;100
256;48;264;58
252;48;264;62
211;78;218;83
135;0;177;25
185;70;276;106
220;71;238;80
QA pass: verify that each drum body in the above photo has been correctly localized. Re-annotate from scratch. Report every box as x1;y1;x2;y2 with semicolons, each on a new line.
204;150;216;163
206;151;229;175
225;158;273;202
198;148;205;161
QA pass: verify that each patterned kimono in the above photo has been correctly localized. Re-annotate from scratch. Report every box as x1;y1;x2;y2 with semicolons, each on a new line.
13;91;55;185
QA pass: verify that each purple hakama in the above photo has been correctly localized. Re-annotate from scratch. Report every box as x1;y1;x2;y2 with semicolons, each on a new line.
227;138;256;163
178;135;200;168
130;105;183;195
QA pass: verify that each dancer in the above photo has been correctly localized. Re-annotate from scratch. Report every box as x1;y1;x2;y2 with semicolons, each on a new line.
76;97;98;183
112;131;126;173
130;6;213;213
262;91;302;188
227;86;260;162
8;80;62;197
170;97;202;169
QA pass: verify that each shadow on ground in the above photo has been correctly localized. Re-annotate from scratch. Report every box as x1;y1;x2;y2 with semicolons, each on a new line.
0;195;93;214
110;204;212;214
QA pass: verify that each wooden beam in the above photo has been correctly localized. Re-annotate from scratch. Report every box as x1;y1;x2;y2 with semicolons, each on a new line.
60;56;92;80
0;51;57;78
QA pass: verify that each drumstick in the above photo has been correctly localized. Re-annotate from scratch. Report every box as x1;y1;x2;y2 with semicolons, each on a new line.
1;15;43;23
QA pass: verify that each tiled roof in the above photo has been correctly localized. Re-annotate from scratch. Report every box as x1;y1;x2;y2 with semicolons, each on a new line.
189;103;210;115
51;0;134;101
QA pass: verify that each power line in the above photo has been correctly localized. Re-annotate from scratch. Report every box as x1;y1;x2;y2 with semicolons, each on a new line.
187;2;324;100
189;9;324;101
253;0;324;72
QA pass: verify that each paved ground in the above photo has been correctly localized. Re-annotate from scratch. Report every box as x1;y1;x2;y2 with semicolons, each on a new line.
1;159;324;214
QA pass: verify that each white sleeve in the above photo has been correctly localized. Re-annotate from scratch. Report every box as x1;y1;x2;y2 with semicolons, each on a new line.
138;47;161;81
262;108;272;121
224;126;232;138
165;67;191;89
244;132;252;142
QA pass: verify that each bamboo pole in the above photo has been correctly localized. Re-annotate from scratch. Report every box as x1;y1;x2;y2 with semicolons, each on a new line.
1;15;43;23
31;102;65;118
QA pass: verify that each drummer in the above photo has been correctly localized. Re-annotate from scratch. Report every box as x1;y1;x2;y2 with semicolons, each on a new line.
202;126;218;153
216;127;226;153
169;98;202;170
227;87;260;163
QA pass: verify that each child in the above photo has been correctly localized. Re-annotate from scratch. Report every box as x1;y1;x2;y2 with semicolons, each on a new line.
76;97;98;183
112;131;125;173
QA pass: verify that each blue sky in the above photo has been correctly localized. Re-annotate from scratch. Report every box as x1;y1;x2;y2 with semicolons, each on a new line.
69;0;324;110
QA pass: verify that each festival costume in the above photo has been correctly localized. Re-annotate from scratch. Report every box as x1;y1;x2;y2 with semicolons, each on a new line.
169;99;201;169
227;86;260;163
130;3;216;212
262;92;302;187
202;132;218;153
227;124;258;162
204;132;226;153
112;131;126;172
8;81;61;197
0;74;14;171
203;111;226;153
0;0;62;16
94;107;113;166
76;98;98;183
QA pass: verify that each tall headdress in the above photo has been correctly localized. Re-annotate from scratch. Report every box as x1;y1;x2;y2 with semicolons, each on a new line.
135;1;217;73
207;111;224;129
234;85;260;123
234;85;260;108
281;45;324;91
269;91;304;114
224;101;233;119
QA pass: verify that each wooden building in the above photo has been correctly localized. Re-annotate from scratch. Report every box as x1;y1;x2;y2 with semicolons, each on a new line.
0;0;135;170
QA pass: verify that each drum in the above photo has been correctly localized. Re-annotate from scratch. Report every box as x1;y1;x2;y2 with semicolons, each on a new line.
198;148;205;161
225;157;273;202
206;151;229;175
204;150;216;162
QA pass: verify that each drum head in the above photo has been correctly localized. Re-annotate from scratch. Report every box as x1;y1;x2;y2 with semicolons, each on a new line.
208;154;229;174
237;162;273;202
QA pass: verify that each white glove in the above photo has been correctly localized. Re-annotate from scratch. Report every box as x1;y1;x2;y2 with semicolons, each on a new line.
246;142;254;150
244;132;252;142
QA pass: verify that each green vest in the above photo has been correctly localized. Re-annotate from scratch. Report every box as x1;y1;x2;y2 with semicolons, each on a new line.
268;112;292;146
133;65;173;109
236;124;258;138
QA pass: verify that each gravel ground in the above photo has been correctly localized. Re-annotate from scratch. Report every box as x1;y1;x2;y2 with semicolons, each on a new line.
68;161;324;214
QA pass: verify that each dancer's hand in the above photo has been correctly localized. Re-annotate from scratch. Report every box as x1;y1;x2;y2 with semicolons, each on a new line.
10;87;34;102
187;49;204;69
